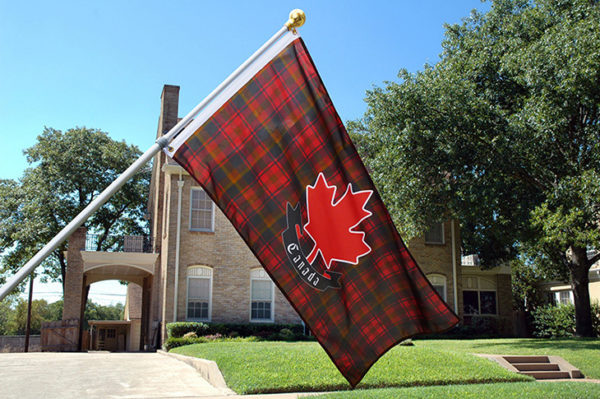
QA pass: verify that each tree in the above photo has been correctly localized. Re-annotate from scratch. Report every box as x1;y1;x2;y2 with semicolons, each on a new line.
6;298;57;335
350;0;600;336
0;127;150;293
0;296;16;335
84;301;124;322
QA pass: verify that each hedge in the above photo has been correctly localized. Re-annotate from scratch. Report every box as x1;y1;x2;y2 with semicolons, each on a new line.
532;302;600;338
166;322;209;338
165;322;305;339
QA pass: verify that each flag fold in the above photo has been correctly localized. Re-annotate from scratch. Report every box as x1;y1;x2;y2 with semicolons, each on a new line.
167;31;459;387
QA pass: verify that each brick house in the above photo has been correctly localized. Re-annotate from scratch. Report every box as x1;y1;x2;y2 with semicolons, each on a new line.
129;84;514;343
45;84;508;353
408;222;513;335
537;253;600;306
59;85;514;351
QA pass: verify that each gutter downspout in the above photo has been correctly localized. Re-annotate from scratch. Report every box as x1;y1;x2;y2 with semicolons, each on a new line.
451;220;458;314
173;174;184;322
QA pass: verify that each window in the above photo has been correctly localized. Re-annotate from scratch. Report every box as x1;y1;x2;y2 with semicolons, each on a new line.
190;188;214;232
425;222;444;244
250;268;274;322
187;266;212;321
555;290;573;305
427;274;447;302
462;276;497;315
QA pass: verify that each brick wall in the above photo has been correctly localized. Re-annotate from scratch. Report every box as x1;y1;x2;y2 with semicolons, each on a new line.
63;227;87;321
407;220;462;315
164;174;301;325
150;85;301;341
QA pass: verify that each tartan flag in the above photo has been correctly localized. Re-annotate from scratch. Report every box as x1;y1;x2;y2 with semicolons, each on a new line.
166;30;459;386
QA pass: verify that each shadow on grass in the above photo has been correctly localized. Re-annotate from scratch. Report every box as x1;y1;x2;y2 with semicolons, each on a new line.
467;338;600;352
243;376;532;395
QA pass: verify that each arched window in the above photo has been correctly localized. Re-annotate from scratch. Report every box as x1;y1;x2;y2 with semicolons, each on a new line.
427;274;447;302
462;276;497;315
187;266;213;321
250;268;274;322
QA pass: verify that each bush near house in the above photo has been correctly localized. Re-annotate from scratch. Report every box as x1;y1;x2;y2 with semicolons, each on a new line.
419;316;505;339
164;322;310;350
166;322;306;339
166;322;209;338
532;303;600;338
205;323;306;339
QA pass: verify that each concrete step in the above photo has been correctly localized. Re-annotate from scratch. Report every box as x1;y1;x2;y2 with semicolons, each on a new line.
503;355;549;364
520;370;571;380
513;363;560;371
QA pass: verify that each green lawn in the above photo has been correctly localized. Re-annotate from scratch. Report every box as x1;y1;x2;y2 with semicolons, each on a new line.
171;338;600;394
171;341;530;394
420;338;600;380
312;381;600;399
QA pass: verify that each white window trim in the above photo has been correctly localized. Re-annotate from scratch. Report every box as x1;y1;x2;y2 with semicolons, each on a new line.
186;266;213;322
249;268;275;323
427;273;447;302
425;222;445;245
190;187;215;232
462;276;498;316
555;290;574;306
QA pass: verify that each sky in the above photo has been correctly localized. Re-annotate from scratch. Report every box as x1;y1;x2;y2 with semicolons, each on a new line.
0;0;490;305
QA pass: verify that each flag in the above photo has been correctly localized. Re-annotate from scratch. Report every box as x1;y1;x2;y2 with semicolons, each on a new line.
165;30;459;387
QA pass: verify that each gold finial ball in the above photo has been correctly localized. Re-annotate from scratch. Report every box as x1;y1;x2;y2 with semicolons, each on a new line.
285;9;306;30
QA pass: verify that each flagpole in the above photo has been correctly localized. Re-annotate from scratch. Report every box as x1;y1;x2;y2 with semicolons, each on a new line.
162;9;305;146
0;9;306;301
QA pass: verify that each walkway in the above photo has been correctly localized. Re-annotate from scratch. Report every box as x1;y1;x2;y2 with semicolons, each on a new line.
0;352;225;399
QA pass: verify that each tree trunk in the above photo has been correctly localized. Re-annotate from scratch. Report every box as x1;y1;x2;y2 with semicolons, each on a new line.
570;246;595;337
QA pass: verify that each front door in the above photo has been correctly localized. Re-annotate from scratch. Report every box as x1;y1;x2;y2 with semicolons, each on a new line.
103;328;118;351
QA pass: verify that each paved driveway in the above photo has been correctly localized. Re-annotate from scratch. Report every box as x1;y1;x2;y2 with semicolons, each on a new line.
0;352;225;399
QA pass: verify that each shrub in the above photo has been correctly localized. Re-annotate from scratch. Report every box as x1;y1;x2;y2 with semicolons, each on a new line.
531;304;575;338
532;302;600;338
203;323;304;338
593;302;600;335
165;322;309;343
166;322;208;338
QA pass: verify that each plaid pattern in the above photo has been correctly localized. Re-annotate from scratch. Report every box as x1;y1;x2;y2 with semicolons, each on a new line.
172;38;459;387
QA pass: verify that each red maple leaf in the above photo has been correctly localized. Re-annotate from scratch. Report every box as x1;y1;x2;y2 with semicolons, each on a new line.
303;173;373;269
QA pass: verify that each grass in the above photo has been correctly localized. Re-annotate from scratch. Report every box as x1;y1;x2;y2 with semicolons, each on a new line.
311;381;600;399
171;341;530;394
420;338;600;380
171;338;600;394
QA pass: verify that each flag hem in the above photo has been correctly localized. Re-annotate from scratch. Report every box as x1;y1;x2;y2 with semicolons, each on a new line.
164;30;299;158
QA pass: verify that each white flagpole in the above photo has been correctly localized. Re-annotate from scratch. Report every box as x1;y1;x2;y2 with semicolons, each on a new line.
0;10;306;301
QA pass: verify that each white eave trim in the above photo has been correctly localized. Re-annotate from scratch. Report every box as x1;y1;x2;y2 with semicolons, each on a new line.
162;163;189;175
